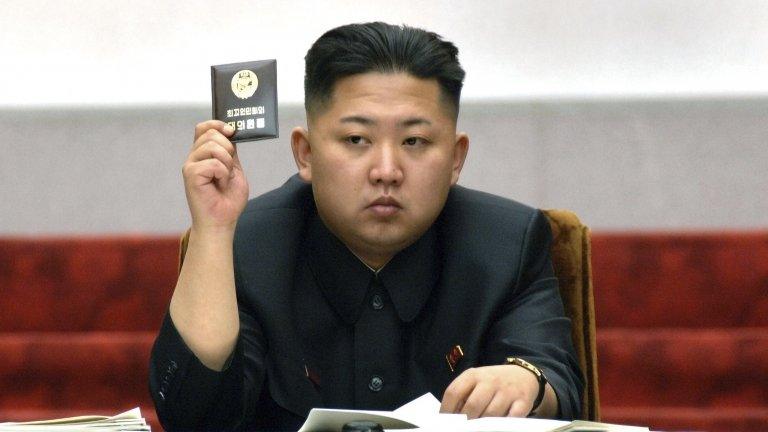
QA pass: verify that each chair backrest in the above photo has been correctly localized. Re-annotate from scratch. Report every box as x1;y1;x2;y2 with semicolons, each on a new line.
542;209;600;421
178;228;191;274
177;211;601;420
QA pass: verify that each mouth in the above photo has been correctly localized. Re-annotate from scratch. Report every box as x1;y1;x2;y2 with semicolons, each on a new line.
366;196;402;217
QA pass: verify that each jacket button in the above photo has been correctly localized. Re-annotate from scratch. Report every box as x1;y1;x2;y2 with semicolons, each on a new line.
368;376;383;392
158;391;165;401
371;294;384;310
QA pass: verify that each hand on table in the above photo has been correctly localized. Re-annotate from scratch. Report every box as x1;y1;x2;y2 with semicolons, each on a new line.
439;365;541;419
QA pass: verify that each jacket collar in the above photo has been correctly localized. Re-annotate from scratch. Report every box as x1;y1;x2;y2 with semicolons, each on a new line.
306;212;440;324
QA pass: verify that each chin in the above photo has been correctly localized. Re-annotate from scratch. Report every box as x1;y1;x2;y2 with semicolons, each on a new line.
365;228;421;253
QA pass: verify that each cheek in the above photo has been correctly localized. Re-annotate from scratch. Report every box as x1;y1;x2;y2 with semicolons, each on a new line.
405;156;454;212
313;149;346;183
408;153;454;188
313;154;363;211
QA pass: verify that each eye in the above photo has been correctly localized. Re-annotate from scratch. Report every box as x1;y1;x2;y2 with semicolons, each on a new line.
403;137;428;146
345;135;369;145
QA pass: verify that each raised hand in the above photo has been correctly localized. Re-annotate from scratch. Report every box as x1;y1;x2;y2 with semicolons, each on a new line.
182;120;249;233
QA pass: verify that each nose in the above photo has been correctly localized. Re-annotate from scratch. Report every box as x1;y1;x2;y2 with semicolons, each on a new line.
369;141;404;187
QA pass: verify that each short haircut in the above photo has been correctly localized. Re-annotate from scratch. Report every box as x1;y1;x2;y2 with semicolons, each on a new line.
304;22;466;120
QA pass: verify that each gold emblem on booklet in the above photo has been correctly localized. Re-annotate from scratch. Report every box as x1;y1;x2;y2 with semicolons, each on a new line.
231;70;258;99
211;59;278;142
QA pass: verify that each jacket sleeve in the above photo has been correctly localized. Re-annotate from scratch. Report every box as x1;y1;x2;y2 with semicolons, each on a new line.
482;209;584;419
149;301;267;431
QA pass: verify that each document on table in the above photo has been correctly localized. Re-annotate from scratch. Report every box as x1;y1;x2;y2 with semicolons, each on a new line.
298;393;650;431
465;417;649;432
0;407;150;431
298;393;449;432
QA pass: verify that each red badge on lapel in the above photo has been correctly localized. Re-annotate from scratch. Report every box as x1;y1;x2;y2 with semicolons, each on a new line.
304;364;321;388
445;345;464;372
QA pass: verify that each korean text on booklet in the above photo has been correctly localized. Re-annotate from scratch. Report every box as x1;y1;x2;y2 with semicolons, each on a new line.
211;59;278;142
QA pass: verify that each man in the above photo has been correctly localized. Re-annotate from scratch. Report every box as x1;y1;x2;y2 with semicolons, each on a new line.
150;22;583;431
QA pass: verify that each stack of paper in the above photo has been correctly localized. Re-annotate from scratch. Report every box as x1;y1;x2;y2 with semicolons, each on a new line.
0;408;149;432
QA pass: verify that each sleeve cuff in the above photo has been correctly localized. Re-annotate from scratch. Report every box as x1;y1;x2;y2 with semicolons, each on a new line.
542;365;579;420
150;312;240;427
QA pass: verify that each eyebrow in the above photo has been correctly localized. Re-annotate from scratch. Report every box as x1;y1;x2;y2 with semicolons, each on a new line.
339;116;432;128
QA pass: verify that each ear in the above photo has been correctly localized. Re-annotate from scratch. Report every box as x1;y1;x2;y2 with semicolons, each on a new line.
450;132;469;185
291;126;312;182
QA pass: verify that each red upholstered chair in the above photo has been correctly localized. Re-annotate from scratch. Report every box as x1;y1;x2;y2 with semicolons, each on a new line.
177;209;601;421
542;209;600;421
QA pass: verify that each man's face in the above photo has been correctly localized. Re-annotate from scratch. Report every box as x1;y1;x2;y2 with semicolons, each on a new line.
292;72;469;268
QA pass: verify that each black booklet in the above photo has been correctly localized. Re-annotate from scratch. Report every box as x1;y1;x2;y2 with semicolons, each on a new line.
211;59;278;142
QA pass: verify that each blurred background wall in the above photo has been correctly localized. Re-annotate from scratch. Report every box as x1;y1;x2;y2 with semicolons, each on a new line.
1;0;767;233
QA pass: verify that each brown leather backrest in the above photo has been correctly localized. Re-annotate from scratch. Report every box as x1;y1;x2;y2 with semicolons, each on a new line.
178;228;191;274
542;209;600;421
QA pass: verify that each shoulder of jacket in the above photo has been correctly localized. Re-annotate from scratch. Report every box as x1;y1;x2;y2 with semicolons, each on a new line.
439;185;546;262
445;184;539;221
240;175;313;216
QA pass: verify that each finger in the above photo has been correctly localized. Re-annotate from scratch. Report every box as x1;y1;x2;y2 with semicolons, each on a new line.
194;120;235;142
189;141;235;172
440;370;477;414
481;391;513;418
507;398;531;418
185;158;230;189
460;383;494;419
192;128;236;155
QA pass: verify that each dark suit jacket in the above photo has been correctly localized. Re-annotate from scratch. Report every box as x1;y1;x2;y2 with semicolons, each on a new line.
150;176;583;431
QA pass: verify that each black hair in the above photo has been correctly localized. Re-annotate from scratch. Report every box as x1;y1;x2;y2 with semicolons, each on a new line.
304;22;465;119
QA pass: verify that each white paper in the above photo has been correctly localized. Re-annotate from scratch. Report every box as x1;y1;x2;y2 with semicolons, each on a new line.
392;393;466;428
464;416;568;432
298;408;417;432
0;408;149;432
298;394;651;432
299;393;467;432
393;393;441;416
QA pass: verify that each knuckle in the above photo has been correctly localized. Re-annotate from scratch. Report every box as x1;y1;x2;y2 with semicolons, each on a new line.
202;129;220;142
463;400;479;414
483;404;501;417
181;162;193;176
194;122;214;139
200;140;218;153
492;375;504;387
443;386;457;399
452;374;469;387
204;141;220;153
213;146;232;163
